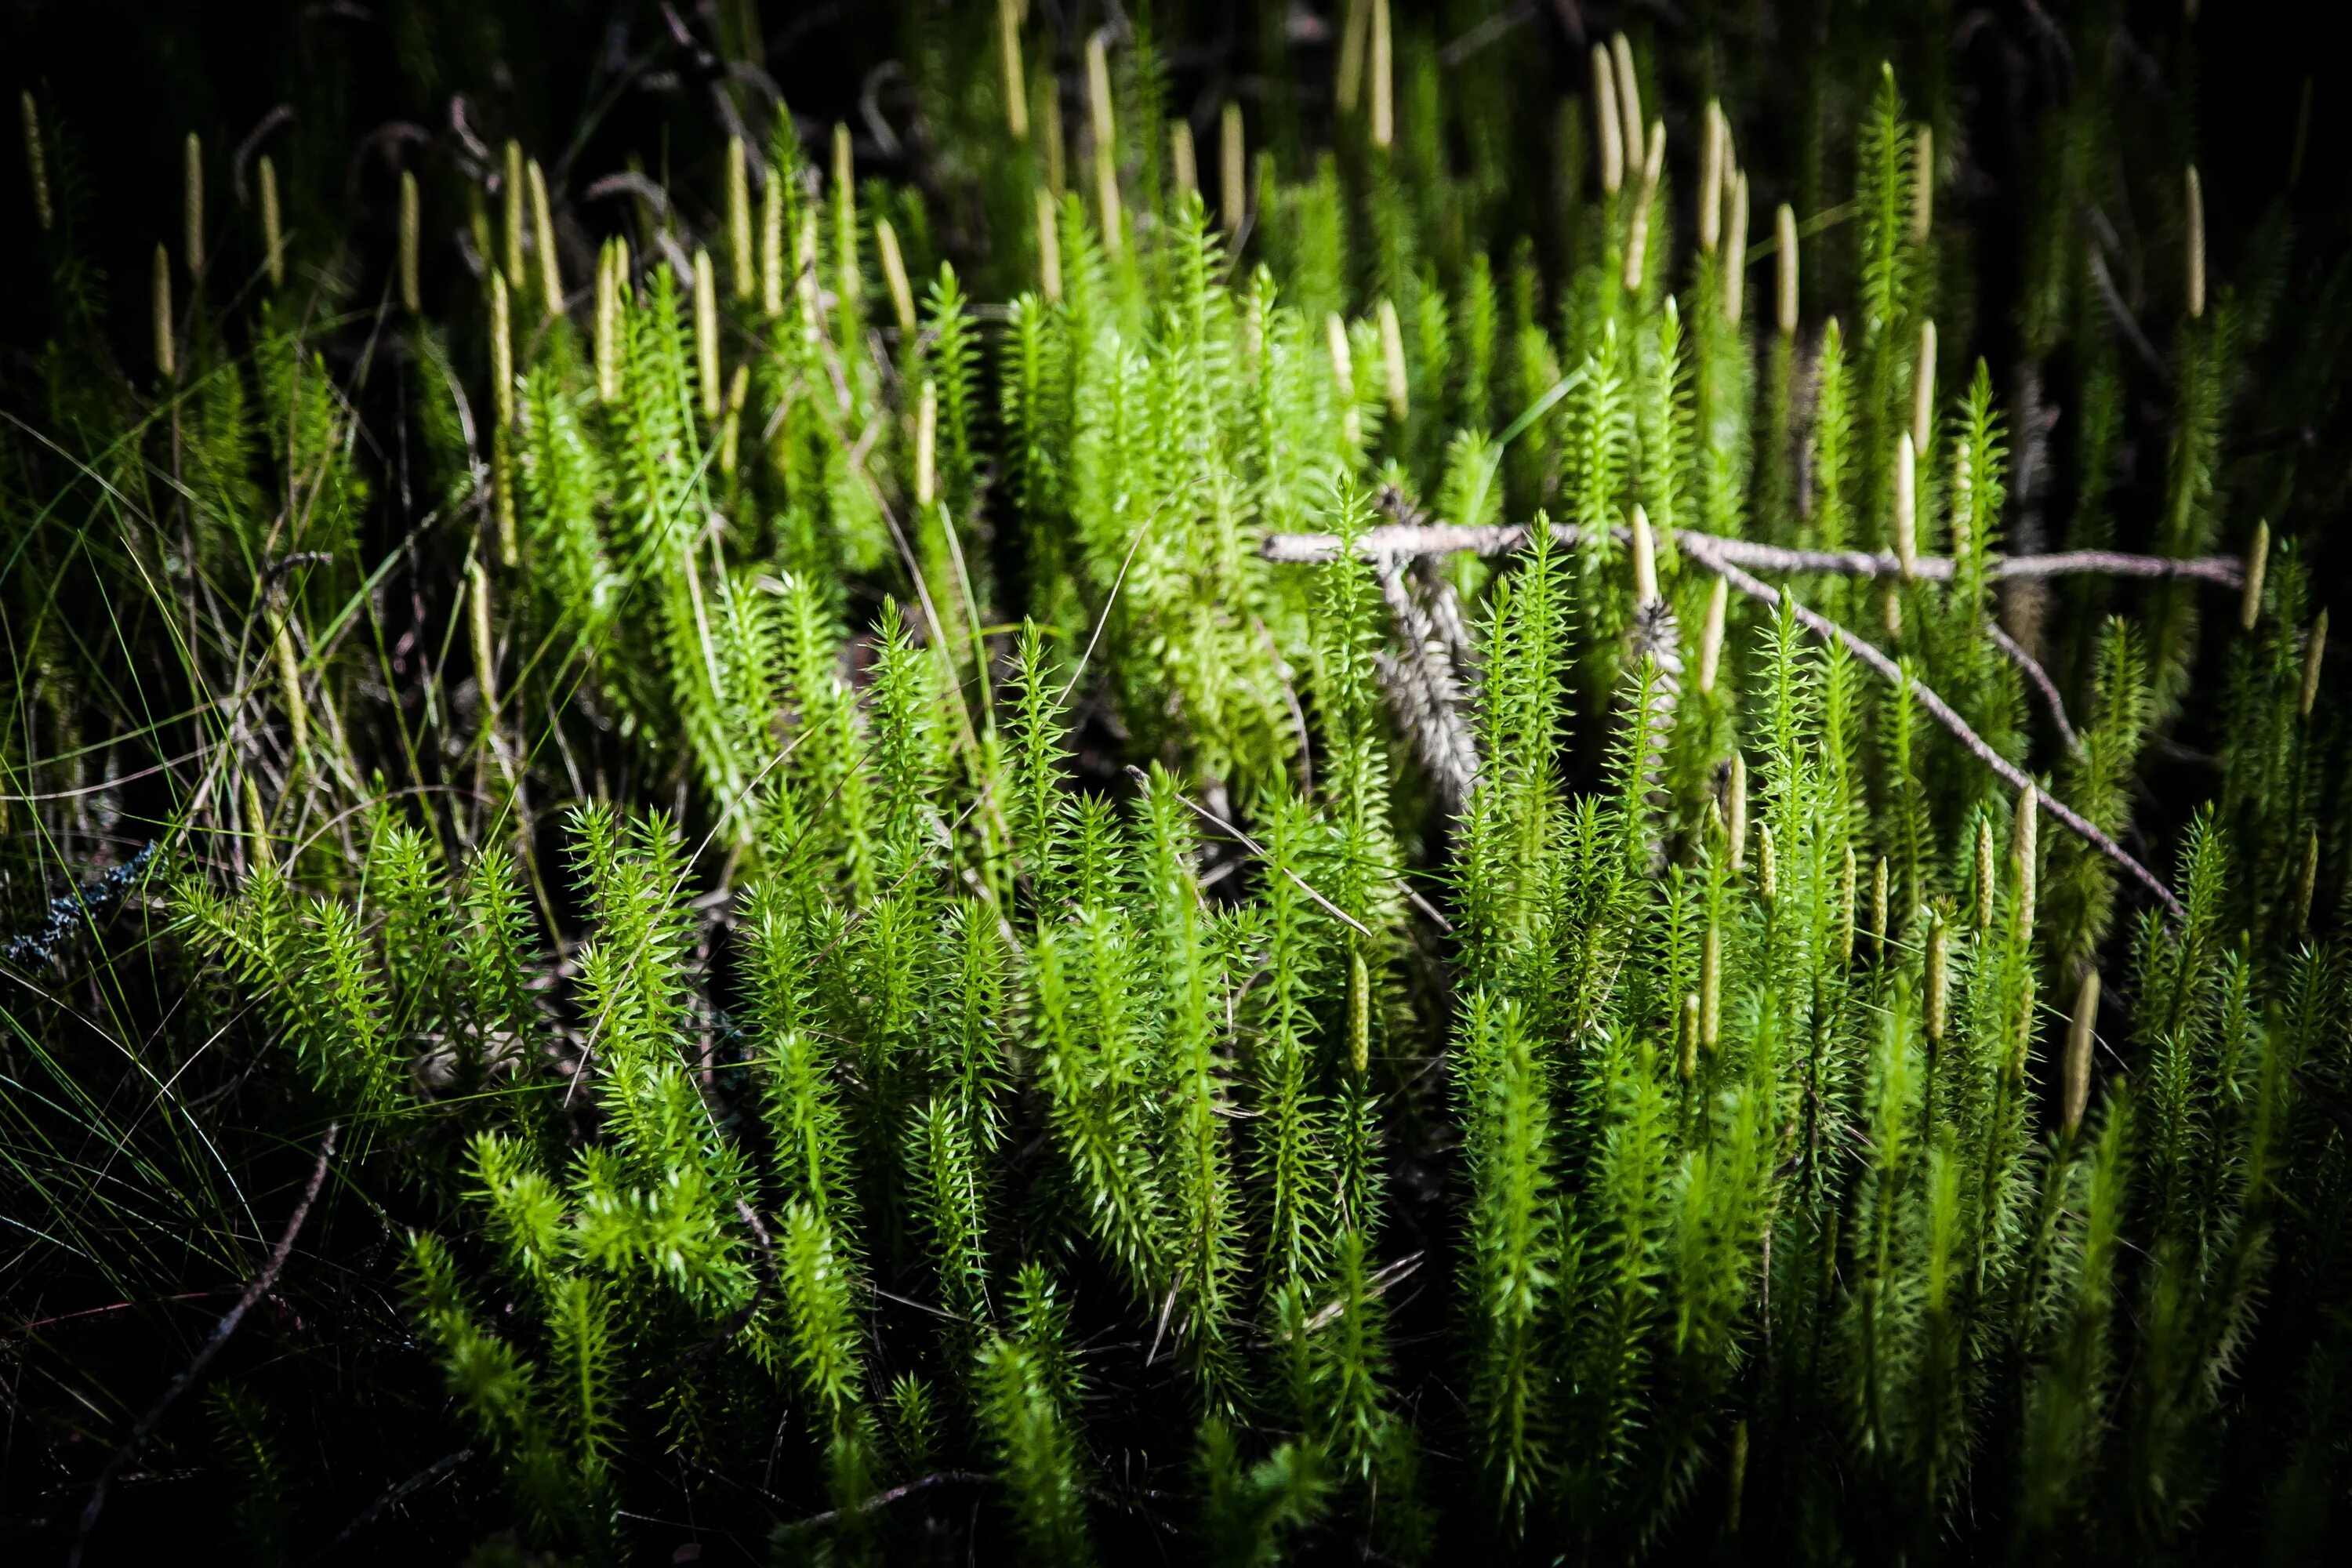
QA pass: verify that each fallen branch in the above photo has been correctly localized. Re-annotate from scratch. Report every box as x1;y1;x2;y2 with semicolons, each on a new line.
1671;535;2183;919
1131;765;1456;934
1131;765;1377;938
1263;521;2183;919
1373;561;1480;810
326;1447;475;1549
69;1122;342;1568
774;1469;991;1534
1989;622;2083;753
1262;521;2245;589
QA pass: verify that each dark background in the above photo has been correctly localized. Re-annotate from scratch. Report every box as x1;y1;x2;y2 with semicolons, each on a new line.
2;0;2344;374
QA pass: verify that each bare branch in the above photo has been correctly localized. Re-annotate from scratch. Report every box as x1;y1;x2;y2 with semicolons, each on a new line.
1373;562;1480;810
1130;766;1378;939
1265;519;2183;919
1989;621;2083;754
1263;520;2243;589
1671;535;2183;919
70;1122;342;1568
327;1448;475;1549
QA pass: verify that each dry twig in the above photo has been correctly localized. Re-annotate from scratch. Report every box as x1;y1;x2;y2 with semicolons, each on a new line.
1265;521;2187;918
1264;521;2244;588
69;1122;342;1567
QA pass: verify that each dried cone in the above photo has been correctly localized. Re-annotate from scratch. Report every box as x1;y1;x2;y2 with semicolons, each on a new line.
503;140;525;289
727;137;754;302
1629;504;1658;608
1722;174;1750;324
1170;121;1198;201
183;132;204;281
916;379;938;508
397;169;420;313
1894;433;1919;579
469;557;498;720
2241;520;2270;631
1926;914;1949;1045
1624;125;1664;292
1592;45;1623;196
260;155;285;290
1377;299;1408;423
1611;33;1644;176
997;0;1029;140
1775;203;1798;336
2185;165;2206;321
877;218;916;336
2063;970;2100;1135
1087;31;1123;260
1726;752;1748;871
21;91;51;231
152;245;175;381
1700;924;1722;1051
1974;818;1996;931
2294;829;2319;934
693;249;721;423
1728;1421;1750;1534
1912;319;1937;456
1036;190;1062;303
1220;103;1247;235
1871;856;1891;956
488;267;515;424
1348;950;1371;1075
1697;575;1728;695
1697;101;1724;253
2011;788;2040;942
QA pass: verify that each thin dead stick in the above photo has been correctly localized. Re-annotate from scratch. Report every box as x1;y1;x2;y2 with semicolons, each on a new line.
326;1447;475;1548
1302;1249;1424;1333
1989;622;2082;753
9;1290;234;1338
2086;241;2173;385
1674;535;2183;919
1127;764;1377;938
1267;520;1530;561
69;1121;341;1568
1373;561;1480;809
775;1469;991;1533
1275;518;2179;916
1263;521;2244;588
1992;549;2241;586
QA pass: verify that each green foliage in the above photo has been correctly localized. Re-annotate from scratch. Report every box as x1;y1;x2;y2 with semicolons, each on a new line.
5;7;2348;1564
